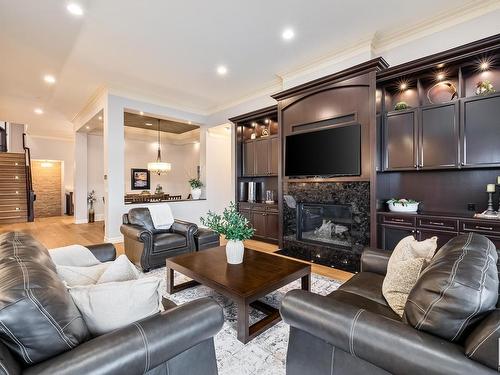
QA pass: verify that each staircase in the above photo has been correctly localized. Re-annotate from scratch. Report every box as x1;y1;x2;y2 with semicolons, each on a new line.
0;153;30;223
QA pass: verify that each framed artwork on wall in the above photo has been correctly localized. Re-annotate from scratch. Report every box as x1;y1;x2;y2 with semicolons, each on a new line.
131;168;150;190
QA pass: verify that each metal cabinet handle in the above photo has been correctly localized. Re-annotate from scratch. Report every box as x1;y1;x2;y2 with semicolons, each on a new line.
413;164;418;168
475;225;493;231
392;218;405;222
429;221;445;226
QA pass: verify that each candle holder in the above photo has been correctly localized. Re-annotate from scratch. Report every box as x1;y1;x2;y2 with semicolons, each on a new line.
483;192;497;217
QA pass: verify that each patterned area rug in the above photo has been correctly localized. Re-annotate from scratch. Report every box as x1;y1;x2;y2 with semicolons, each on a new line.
145;267;342;375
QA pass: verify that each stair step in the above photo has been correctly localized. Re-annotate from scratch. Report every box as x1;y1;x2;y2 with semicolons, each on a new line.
0;217;27;224
0;211;28;219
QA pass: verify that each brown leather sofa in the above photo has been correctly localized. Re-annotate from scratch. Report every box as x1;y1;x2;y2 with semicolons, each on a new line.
280;233;499;375
121;207;198;272
0;232;224;375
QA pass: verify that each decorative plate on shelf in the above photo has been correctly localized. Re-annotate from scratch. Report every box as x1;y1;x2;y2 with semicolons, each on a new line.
387;199;420;213
426;81;458;104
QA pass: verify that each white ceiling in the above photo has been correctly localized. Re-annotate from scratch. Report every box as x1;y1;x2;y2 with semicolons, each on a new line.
0;0;489;138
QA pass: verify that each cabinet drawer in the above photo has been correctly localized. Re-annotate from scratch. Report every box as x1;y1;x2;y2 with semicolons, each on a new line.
380;214;415;226
460;220;500;235
238;202;253;211
418;217;458;231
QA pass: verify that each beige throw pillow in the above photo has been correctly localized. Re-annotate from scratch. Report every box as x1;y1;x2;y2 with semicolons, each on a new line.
69;277;162;335
382;236;438;316
97;255;140;284
56;263;110;286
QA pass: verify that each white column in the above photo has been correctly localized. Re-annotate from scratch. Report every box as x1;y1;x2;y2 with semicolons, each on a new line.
199;127;207;198
74;132;88;224
103;95;125;242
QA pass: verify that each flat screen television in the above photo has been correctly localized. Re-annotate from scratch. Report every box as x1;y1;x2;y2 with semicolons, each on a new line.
285;124;361;177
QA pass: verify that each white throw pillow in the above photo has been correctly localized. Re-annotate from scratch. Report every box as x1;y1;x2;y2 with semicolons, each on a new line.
69;277;162;335
382;236;438;316
97;255;140;284
50;245;101;267
56;263;110;286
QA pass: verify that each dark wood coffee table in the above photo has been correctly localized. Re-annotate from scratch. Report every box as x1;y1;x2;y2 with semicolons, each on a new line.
165;246;311;343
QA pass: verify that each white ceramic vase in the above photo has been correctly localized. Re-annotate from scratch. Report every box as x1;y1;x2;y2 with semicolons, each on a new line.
191;187;202;200
225;240;244;264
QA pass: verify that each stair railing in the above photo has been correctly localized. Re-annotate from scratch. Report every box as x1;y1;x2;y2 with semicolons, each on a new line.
22;133;35;222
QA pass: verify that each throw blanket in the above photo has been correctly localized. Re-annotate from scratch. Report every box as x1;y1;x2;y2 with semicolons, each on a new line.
148;203;174;230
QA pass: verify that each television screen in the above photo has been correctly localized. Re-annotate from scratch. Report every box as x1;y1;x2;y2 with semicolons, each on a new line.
285;124;361;177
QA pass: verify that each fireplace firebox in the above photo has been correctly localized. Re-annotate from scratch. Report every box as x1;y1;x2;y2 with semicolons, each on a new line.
297;203;353;248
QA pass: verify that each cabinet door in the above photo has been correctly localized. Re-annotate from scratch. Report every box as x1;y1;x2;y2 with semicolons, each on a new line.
461;94;500;167
379;225;415;251
419;102;459;169
417;229;456;250
265;212;279;240
254;139;269;176
269;137;279;176
243;141;255;176
384;110;417;170
252;211;267;238
239;209;252;226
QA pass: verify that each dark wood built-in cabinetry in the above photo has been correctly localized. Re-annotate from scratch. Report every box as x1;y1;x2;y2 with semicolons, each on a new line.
242;136;278;177
238;202;279;242
231;106;280;244
378;211;500;251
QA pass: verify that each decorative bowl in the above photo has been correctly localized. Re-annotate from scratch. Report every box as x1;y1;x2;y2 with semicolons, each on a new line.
387;199;419;213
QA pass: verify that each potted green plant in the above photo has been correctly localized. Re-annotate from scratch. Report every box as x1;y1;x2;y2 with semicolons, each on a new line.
200;202;255;264
87;190;97;223
188;178;203;199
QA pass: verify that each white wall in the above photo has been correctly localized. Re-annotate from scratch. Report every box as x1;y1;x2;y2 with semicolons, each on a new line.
27;135;74;192
124;138;200;197
86;133;200;221
123;127;233;225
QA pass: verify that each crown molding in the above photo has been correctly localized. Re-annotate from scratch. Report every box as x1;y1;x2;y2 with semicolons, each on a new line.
206;79;282;115
277;36;375;84
372;0;500;53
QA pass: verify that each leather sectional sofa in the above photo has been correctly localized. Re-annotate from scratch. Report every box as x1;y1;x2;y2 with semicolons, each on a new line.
281;233;500;375
0;232;224;375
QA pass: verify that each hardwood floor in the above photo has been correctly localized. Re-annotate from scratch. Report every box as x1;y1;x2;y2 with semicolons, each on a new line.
0;216;353;282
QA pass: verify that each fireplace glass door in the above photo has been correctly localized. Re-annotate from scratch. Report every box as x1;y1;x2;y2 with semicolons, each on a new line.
297;203;353;248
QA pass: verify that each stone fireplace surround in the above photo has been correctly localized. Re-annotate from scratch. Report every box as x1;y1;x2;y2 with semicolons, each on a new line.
279;181;370;272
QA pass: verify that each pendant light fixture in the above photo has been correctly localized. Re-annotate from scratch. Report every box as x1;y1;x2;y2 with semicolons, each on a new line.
147;119;171;175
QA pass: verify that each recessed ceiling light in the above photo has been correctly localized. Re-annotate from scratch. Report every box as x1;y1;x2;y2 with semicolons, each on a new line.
188;121;192;125
216;65;228;76
282;28;295;41
43;74;56;84
86;126;90;130
480;61;490;71
98;116;102;120
437;63;445;68
399;82;408;91
436;72;445;81
34;108;43;115
139;111;144;115
145;122;153;126
67;3;83;16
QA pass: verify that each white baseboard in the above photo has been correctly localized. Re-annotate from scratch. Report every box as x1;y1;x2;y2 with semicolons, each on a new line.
104;235;124;244
74;218;88;224
95;214;104;222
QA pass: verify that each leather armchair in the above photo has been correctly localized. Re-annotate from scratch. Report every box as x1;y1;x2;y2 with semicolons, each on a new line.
121;208;198;271
280;244;499;375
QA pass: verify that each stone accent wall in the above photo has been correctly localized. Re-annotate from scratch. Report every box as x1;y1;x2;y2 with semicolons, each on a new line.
32;160;62;217
279;181;370;272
